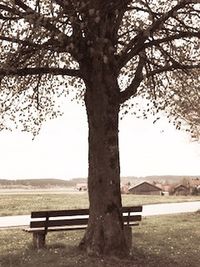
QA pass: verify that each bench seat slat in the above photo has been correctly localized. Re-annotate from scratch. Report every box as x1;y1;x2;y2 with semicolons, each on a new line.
24;225;87;233
24;222;140;234
30;218;88;228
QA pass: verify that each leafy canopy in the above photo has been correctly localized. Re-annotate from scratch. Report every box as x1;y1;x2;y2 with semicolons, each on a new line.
0;0;200;135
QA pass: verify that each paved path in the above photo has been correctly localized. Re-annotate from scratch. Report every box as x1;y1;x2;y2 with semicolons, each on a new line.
142;201;200;216
0;201;199;229
0;215;30;228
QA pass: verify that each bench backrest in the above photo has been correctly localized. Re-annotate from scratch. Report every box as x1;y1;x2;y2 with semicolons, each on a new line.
30;206;142;231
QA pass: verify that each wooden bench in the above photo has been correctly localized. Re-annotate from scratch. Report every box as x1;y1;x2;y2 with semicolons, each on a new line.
24;206;142;249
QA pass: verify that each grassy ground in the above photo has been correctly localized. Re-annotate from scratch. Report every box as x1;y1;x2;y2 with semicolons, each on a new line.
0;193;89;216
0;212;199;267
0;192;199;216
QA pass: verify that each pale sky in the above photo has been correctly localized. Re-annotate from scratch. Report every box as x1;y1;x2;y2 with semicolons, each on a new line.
0;100;200;180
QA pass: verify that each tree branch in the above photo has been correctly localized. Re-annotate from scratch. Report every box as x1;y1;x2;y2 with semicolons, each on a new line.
146;62;200;78
0;67;81;77
0;3;20;14
120;52;146;103
0;34;70;54
120;58;200;104
144;31;200;49
0;35;40;47
53;0;83;43
119;0;199;68
13;0;71;40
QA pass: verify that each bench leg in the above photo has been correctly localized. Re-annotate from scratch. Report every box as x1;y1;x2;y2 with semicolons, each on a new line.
33;232;46;249
124;226;132;251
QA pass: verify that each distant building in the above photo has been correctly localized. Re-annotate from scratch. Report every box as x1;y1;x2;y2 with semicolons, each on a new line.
173;184;190;196
128;182;162;195
121;183;131;194
162;184;175;195
162;184;171;192
191;178;200;188
76;183;87;191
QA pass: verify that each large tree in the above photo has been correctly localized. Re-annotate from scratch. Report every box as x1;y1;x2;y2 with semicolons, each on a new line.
0;0;200;257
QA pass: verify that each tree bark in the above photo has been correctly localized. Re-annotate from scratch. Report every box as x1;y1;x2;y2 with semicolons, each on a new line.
79;63;129;257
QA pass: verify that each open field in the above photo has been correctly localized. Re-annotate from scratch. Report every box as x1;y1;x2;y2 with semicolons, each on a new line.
0;191;200;216
0;212;199;267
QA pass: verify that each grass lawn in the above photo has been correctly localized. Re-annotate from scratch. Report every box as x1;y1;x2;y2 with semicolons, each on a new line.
0;213;199;267
0;192;199;216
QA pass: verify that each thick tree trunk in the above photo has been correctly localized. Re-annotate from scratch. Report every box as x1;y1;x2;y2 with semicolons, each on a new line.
79;65;129;257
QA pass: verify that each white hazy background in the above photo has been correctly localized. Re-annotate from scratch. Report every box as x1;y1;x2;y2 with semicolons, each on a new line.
0;99;200;180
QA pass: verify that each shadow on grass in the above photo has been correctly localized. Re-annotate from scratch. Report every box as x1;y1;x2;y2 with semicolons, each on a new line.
0;241;182;267
1;223;199;267
0;243;81;267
